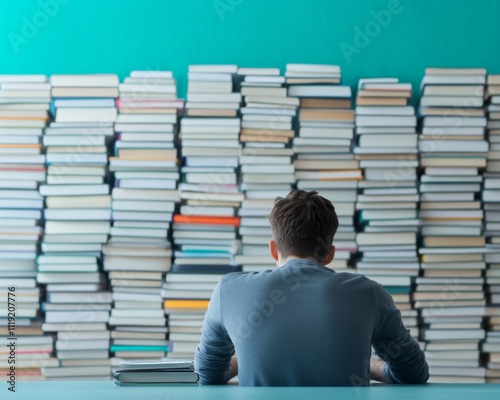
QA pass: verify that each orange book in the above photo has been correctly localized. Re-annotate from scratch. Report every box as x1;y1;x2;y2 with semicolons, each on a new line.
0;164;46;172
187;109;237;117
0;116;48;121
163;300;209;309
299;109;355;122
240;128;294;138
356;97;408;106
300;98;351;109
0;144;41;149
173;215;240;227
117;149;177;161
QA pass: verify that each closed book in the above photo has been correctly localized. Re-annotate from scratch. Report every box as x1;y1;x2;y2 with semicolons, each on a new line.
114;371;198;384
170;264;242;274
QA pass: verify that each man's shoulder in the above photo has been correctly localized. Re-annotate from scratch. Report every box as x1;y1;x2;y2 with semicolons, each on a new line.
333;271;387;293
220;269;276;285
219;268;383;291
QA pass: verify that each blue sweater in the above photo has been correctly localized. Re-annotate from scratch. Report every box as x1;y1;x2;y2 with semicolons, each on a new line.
194;258;429;386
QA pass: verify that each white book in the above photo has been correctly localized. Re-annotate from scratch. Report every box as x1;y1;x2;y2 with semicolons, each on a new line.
39;184;109;196
44;126;114;136
355;115;416;127
359;134;417;148
119;83;176;93
355;106;414;115
286;64;341;73
50;74;119;87
361;83;412;91
187;72;232;82
0;82;51;91
242;88;287;98
130;70;173;79
115;114;176;124
288;85;351;98
240;107;296;116
111;309;164;318
244;75;285;83
188;65;237;73
418;140;488;153
181;117;240;126
423;116;486;127
237;67;280;76
43;135;105;146
185;101;240;109
424;330;486;341
356;232;416;246
420;96;483;107
44;221;110;235
55;339;110;351
187;81;232;94
44;208;111;220
114;122;173;133
187;93;242;102
422;75;486;85
357;77;399;88
0;75;48;83
45;310;109;323
53;98;115;108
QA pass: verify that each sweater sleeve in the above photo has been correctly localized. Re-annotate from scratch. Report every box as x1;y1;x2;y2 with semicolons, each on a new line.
371;284;429;384
194;280;235;385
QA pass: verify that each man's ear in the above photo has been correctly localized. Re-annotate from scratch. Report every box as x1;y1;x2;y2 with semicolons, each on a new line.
323;245;335;266
269;240;279;262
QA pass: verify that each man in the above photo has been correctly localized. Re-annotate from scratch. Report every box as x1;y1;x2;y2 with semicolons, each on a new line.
194;190;429;386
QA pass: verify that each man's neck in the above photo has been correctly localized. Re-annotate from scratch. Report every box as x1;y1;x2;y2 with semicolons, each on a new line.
277;256;323;268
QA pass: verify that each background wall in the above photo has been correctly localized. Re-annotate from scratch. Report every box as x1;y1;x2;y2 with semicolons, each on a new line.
1;0;499;98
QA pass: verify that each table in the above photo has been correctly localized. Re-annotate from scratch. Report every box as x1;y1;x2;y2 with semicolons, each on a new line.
4;382;500;400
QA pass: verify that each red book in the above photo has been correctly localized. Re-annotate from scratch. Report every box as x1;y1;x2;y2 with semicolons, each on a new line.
173;215;240;227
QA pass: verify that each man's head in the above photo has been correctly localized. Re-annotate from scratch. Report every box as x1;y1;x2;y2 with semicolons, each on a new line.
268;190;339;266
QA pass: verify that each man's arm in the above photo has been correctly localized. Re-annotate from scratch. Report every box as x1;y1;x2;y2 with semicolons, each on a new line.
371;284;429;384
370;359;391;383
194;280;236;385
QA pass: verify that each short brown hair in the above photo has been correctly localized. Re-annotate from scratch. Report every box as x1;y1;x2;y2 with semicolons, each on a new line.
268;190;339;262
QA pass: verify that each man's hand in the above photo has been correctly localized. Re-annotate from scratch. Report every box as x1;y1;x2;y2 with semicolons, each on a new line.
228;357;238;380
370;359;391;383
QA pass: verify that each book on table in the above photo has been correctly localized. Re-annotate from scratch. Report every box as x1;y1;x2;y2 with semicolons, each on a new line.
113;359;199;385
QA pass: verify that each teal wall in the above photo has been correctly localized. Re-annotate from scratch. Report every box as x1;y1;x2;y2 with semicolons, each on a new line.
1;0;500;98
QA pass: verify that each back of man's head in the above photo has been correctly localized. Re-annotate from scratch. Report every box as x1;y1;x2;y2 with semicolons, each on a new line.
268;190;339;263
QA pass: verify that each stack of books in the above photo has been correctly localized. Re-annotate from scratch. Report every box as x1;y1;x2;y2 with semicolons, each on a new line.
354;78;419;329
289;64;357;272
166;211;241;358
179;64;242;223
38;74;119;380
235;66;297;272
104;71;182;361
0;74;52;380
484;74;500;242
165;65;243;358
417;67;488;383
161;274;221;359
113;359;198;385
483;74;500;383
185;65;240;117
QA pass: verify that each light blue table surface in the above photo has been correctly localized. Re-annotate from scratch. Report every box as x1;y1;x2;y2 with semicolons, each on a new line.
4;382;500;400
